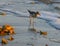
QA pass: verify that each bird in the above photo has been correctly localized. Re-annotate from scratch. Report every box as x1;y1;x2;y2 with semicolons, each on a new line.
27;10;41;31
27;10;40;18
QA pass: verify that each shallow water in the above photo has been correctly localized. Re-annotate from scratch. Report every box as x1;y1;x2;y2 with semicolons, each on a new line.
0;0;60;46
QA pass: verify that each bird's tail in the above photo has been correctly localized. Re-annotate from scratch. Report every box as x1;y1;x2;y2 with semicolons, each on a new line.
27;9;31;13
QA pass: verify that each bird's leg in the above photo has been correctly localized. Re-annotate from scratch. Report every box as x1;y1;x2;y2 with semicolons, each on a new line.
29;16;35;29
29;16;32;28
31;17;34;29
30;17;31;27
29;16;34;28
32;18;34;29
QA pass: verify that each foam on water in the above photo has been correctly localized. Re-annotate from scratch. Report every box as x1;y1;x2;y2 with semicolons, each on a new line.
24;0;39;4
40;11;60;30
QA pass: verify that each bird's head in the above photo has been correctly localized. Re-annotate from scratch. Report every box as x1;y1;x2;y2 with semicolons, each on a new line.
36;11;40;17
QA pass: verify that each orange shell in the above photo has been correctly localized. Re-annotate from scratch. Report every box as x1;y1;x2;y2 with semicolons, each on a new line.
1;38;8;44
8;36;14;41
42;32;47;35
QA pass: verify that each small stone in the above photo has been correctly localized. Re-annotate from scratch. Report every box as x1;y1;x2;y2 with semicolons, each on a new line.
45;44;48;46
